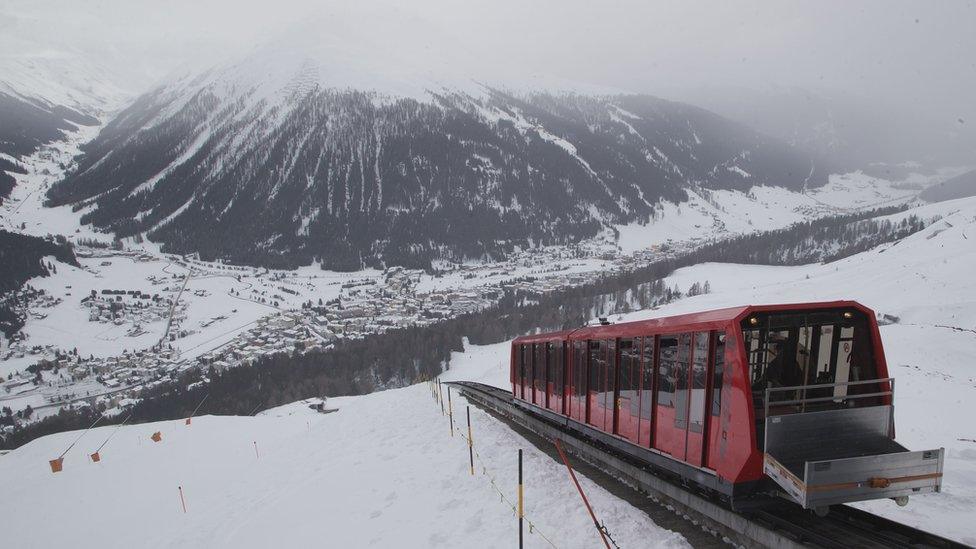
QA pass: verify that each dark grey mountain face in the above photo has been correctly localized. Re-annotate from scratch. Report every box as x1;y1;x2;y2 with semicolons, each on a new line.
48;86;823;270
919;169;976;203
0;92;98;201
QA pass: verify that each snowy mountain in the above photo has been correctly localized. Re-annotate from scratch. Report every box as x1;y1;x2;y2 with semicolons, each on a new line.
0;38;134;201
45;40;825;271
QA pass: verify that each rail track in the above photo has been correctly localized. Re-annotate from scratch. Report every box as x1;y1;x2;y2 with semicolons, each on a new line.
447;380;969;549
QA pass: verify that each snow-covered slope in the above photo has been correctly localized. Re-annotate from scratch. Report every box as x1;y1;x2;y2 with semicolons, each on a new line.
0;349;688;549
614;171;918;253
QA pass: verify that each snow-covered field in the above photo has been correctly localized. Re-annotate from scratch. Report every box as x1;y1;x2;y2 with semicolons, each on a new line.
3;196;974;546
0;345;689;549
615;171;919;254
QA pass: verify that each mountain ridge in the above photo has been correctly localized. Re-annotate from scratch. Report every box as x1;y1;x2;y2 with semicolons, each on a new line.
47;66;825;270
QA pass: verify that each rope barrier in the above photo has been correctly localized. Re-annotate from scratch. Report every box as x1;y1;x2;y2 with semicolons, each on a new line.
448;404;560;549
91;413;132;459
186;393;209;425
59;412;105;459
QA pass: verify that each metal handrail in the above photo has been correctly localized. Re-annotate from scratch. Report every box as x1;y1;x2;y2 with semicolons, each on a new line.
763;378;894;418
769;390;893;408
765;377;894;394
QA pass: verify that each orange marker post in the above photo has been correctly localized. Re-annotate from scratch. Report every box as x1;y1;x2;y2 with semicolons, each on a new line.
49;458;64;473
50;412;104;473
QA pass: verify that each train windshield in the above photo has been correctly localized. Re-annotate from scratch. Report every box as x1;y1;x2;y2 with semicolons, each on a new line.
742;308;880;419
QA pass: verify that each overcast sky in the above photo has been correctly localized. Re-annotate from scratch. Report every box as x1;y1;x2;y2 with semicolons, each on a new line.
2;0;973;148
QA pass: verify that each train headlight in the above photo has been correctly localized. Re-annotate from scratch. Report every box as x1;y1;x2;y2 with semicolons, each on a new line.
748;317;758;326
843;311;853;319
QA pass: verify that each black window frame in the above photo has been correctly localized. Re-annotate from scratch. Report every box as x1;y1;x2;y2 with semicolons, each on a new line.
711;331;726;417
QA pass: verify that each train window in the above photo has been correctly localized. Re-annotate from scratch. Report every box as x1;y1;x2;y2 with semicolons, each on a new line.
534;343;546;388
657;335;678;407
673;333;691;429
833;326;859;398
815;325;835;382
689;333;708;433
640;337;655;418
573;340;586;398
606;338;617;411
589;340;605;397
546;342;555;386
519;344;529;384
618;338;639;407
742;309;879;414
711;332;726;416
747;328;791;390
553;342;564;393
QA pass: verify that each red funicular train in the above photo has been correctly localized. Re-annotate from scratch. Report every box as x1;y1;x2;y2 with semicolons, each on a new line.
510;301;944;511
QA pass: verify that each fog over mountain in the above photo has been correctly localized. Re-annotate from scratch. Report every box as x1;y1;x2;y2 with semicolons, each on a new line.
1;0;973;170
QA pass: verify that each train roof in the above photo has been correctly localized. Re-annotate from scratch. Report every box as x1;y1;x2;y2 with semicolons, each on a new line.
511;300;873;343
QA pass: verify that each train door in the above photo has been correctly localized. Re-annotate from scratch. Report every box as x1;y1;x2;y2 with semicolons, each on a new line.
654;334;680;454
682;332;711;467
670;333;694;460
586;340;607;429
533;343;546;407
638;336;656;447
614;337;641;443
571;340;586;422
705;332;727;470
518;344;530;400
587;340;612;431
654;333;696;458
547;341;563;414
606;339;617;433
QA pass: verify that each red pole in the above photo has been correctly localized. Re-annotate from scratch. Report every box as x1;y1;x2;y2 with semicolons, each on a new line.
554;439;611;549
178;486;187;513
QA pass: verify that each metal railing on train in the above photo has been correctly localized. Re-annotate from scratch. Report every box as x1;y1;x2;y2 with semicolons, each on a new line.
762;377;894;417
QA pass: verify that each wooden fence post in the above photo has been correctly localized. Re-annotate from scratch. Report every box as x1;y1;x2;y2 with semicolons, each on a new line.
466;406;474;476
518;448;524;549
447;387;454;437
